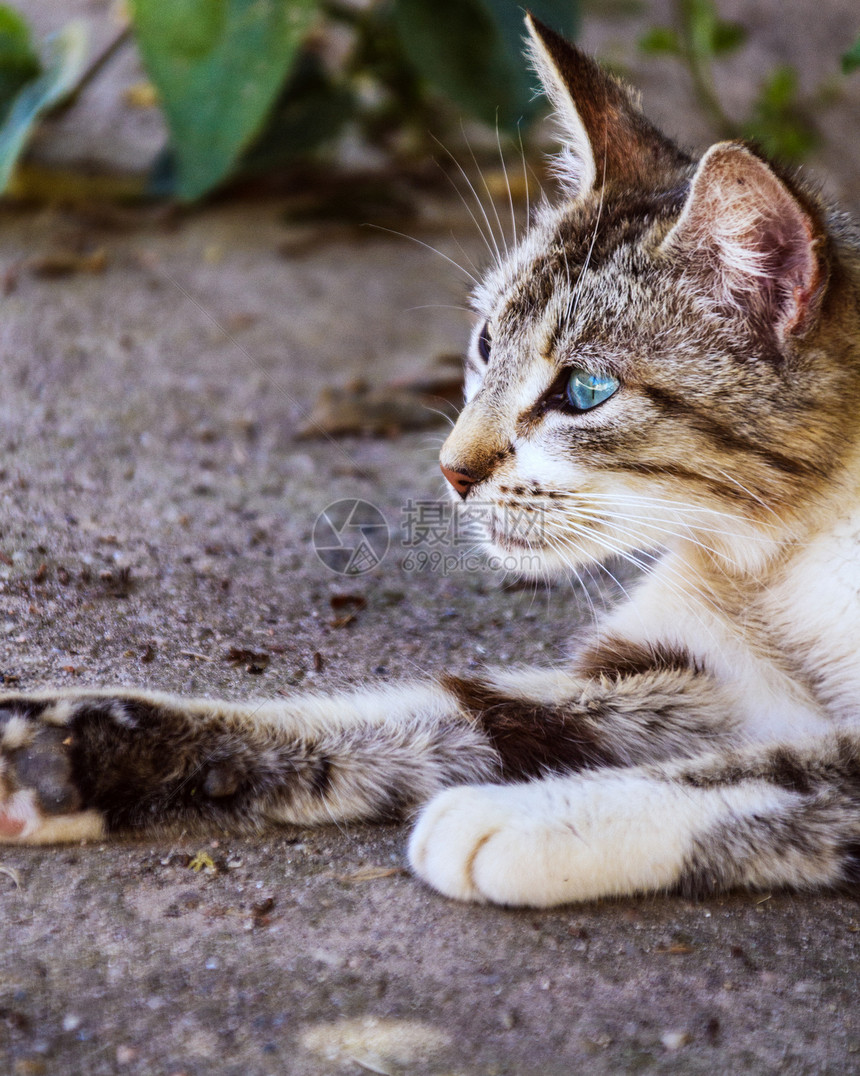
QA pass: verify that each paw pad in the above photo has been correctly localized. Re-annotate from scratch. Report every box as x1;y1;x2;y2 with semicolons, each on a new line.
4;719;82;814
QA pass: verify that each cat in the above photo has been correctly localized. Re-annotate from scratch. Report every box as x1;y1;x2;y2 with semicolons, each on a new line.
2;13;860;908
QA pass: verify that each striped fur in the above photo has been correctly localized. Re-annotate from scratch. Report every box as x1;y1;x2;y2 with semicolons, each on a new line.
3;19;860;906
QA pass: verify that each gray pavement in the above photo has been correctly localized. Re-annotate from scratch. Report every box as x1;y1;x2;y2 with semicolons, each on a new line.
2;0;860;1073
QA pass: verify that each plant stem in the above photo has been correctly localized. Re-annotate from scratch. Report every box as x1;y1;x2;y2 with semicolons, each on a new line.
672;0;737;138
49;26;132;118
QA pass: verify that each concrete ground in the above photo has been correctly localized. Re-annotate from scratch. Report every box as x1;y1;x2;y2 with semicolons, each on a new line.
2;1;860;1073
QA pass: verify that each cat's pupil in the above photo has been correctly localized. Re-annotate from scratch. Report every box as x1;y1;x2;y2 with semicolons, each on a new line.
477;322;491;363
565;369;620;412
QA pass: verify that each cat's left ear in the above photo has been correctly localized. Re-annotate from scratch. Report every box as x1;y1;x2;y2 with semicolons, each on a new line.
525;13;690;197
662;143;828;339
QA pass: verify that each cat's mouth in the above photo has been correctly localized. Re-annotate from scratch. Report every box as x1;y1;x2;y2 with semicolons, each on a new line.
485;505;548;552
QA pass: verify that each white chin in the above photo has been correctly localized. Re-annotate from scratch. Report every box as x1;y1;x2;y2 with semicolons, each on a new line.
481;538;570;580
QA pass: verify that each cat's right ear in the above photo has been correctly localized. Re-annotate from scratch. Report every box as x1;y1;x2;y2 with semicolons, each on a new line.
661;143;828;339
525;14;689;197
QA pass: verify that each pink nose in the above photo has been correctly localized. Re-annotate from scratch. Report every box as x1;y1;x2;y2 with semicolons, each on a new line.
441;463;476;500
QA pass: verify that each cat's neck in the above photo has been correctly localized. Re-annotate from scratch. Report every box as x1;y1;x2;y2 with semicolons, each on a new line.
596;452;860;735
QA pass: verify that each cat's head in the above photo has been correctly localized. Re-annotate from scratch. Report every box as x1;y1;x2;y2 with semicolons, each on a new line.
440;15;859;578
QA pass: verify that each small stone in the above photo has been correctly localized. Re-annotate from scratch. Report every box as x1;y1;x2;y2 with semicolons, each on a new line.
62;1013;81;1032
661;1030;692;1051
14;1060;47;1075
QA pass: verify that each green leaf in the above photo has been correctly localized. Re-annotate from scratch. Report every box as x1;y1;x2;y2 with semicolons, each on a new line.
638;26;682;55
394;0;527;129
129;0;318;201
394;0;579;131
711;20;746;55
0;21;87;194
759;63;798;109
240;50;354;173
842;36;860;74
0;5;41;119
743;65;816;163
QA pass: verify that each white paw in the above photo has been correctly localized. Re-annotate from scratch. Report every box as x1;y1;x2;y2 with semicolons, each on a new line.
408;774;698;906
408;782;587;907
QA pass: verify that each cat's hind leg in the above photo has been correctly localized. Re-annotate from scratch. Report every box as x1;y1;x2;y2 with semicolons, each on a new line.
408;734;860;906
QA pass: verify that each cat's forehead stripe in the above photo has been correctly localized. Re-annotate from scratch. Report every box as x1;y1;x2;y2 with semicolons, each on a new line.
498;188;688;328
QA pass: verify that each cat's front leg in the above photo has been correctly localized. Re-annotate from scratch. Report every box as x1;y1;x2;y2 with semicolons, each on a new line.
0;658;735;844
409;735;860;906
408;770;714;905
0;686;496;842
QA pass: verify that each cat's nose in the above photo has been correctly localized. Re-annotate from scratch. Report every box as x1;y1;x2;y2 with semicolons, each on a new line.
440;463;477;500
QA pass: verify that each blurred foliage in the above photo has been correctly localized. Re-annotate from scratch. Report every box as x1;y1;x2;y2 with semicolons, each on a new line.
132;0;578;201
129;0;318;200
639;0;858;162
0;8;86;191
0;1;856;201
0;0;579;202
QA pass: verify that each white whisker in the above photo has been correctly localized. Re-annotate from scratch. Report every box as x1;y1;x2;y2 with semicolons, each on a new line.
495;117;518;250
431;135;503;268
364;224;479;285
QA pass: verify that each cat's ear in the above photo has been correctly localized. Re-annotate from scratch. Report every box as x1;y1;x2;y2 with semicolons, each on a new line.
525;13;689;196
662;143;827;338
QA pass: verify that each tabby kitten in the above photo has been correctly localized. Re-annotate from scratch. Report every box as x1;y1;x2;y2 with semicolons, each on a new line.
2;16;860;907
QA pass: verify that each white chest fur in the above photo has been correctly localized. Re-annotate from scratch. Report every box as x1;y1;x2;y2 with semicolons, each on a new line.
600;547;842;745
764;509;860;723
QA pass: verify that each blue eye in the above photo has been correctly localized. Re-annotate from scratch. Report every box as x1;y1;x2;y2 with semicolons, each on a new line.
565;369;619;411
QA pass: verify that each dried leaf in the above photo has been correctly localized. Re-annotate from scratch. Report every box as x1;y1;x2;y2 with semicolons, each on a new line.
27;248;108;278
224;646;270;673
336;866;407;883
298;381;455;439
330;593;367;611
188;851;216;873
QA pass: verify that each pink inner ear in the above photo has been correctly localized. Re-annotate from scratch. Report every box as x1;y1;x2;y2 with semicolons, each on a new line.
667;145;824;338
767;210;822;336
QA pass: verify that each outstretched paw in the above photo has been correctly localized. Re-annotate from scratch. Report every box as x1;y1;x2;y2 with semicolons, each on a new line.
408;783;572;907
0;705;104;844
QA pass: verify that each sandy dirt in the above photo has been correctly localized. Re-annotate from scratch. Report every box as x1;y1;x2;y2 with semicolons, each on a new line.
2;1;860;1073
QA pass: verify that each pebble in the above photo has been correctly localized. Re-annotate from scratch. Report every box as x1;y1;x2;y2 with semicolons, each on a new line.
661;1030;692;1051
